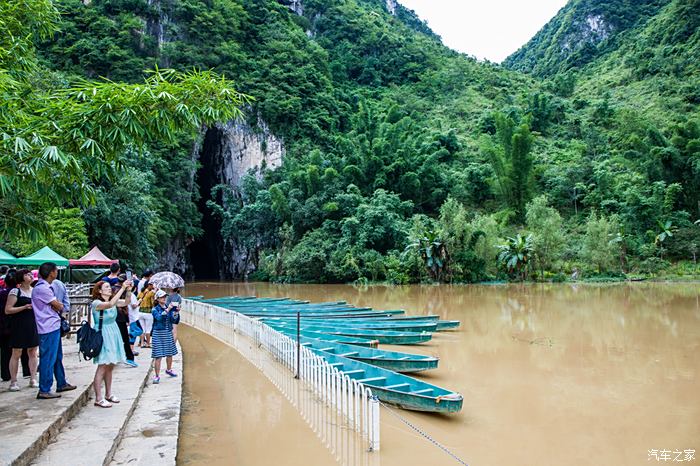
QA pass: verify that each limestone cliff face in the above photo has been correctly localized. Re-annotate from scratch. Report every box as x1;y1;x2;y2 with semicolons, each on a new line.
279;0;303;16
155;117;284;278
386;0;397;15
218;119;283;279
560;14;613;53
215;119;284;188
187;117;284;280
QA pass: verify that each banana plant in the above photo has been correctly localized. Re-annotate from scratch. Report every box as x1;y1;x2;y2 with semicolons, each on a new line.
655;220;676;246
497;233;533;281
404;228;449;281
655;220;677;260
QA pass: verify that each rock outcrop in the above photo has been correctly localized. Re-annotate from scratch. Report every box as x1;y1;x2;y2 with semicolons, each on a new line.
187;117;284;279
279;0;303;16
214;118;284;188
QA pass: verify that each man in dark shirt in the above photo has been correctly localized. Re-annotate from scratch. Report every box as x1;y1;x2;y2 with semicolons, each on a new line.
101;263;121;286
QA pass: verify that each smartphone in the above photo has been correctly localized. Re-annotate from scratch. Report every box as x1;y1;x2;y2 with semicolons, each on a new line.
126;270;132;281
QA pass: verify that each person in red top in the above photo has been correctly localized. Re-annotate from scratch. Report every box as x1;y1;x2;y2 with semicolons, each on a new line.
0;265;8;288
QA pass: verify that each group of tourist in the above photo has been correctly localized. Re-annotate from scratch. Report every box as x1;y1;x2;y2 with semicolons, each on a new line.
0;263;76;398
0;261;181;408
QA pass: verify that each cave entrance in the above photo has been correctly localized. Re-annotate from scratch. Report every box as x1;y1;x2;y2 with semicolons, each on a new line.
189;127;225;280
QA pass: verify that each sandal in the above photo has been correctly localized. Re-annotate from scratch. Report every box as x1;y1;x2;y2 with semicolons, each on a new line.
106;395;120;403
94;399;112;408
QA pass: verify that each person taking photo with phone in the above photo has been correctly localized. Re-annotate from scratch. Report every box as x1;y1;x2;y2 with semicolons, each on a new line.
91;279;132;408
150;290;179;384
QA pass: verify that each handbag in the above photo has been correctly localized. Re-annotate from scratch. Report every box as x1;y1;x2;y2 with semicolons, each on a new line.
76;304;104;361
129;321;143;337
60;317;70;337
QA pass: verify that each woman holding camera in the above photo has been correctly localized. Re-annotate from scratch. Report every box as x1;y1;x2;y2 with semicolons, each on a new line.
150;290;179;384
91;280;131;408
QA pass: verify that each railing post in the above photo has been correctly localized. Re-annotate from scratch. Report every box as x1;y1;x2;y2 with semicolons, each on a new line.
295;311;300;379
369;395;380;451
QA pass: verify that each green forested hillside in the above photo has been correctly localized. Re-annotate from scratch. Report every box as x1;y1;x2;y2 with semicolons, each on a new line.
504;0;670;77
5;0;700;282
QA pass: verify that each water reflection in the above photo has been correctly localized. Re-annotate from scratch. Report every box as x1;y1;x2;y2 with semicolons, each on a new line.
232;332;379;466
204;315;379;466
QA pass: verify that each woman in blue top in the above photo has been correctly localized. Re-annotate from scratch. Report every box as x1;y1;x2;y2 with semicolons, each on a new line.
151;289;179;384
91;280;131;408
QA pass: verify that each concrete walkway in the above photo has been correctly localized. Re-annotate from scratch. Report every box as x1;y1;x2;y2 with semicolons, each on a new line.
110;348;183;465
0;338;183;466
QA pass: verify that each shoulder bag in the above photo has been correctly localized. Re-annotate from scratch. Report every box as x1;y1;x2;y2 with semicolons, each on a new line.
76;303;104;360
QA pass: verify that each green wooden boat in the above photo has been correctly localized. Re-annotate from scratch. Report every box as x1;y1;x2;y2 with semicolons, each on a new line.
266;322;432;345
216;303;373;312
215;300;347;307
299;337;438;373
311;350;462;413
435;320;461;330
331;315;461;331
273;328;379;348
262;317;438;333
369;315;440;322
204;296;286;303
234;309;405;318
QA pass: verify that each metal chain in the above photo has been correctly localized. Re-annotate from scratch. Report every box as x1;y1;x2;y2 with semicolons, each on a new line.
379;400;469;466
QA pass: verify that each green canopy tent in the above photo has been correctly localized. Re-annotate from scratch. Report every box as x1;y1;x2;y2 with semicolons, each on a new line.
0;247;18;265
15;246;69;267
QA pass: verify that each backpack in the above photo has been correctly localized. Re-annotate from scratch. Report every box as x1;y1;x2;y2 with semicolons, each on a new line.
76;304;104;361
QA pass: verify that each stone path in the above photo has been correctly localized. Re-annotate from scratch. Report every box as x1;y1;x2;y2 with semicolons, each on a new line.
0;338;183;466
110;349;183;465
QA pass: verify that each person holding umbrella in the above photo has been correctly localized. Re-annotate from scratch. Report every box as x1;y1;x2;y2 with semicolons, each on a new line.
151;289;179;384
165;287;182;343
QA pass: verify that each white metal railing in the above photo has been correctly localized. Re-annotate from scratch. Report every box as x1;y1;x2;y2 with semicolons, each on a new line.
181;299;380;452
65;283;93;334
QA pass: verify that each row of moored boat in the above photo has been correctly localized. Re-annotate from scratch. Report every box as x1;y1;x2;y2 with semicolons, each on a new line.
194;296;464;413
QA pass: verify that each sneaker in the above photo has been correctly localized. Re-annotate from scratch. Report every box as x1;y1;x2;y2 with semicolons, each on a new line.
37;391;61;399
133;351;140;356
152;376;160;384
125;360;139;368
57;383;77;392
29;379;39;388
9;382;20;391
165;369;177;377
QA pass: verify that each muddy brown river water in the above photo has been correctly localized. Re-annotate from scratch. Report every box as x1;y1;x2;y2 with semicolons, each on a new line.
177;282;700;466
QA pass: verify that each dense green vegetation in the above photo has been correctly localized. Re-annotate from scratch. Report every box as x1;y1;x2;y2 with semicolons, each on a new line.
504;0;671;77
3;0;700;282
0;0;245;268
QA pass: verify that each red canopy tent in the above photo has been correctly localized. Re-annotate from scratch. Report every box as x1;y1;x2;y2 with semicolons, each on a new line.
69;246;118;266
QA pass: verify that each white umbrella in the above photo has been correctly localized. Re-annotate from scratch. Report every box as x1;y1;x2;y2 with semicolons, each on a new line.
149;271;185;289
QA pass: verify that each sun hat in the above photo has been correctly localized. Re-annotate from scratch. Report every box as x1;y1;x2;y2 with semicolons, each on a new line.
155;289;167;299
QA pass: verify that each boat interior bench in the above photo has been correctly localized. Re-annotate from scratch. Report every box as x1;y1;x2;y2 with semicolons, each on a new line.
356;377;386;384
384;383;410;390
410;388;433;395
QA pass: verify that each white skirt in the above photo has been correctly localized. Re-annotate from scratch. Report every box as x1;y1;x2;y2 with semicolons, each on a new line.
138;312;154;333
